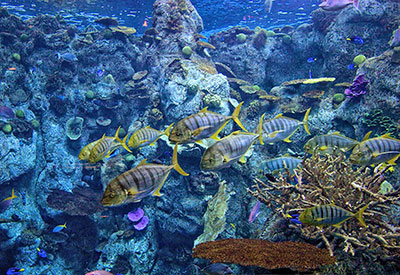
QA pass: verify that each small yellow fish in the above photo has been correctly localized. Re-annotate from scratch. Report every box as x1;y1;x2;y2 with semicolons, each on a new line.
297;204;368;228
169;102;247;144
128;123;173;149
349;133;400;166
200;114;264;170
88;127;132;163
263;108;311;144
101;144;188;206
230;223;236;230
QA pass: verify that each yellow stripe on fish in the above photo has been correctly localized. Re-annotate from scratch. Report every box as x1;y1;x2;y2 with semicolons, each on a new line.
349;133;400;165
128;123;173;149
298;204;368;228
263;108;311;144
304;132;359;154
88;126;132;163
200;114;264;170
101;144;188;206
169;102;247;144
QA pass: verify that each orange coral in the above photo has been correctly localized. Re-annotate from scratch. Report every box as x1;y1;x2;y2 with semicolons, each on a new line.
192;239;335;272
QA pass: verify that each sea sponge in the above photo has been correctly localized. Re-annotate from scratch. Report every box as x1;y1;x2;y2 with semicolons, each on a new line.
85;90;95;100
203;94;222;108
353;54;366;66
15;110;25;119
182;46;193;56
332;93;345;104
236;33;247;43
2;124;12;134
265;30;276;37
12;53;21;62
66;116;84;140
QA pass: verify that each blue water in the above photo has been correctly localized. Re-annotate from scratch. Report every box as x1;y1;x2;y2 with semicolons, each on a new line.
1;0;317;33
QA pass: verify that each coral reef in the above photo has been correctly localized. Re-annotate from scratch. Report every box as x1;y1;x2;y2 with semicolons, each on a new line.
192;238;335;272
249;153;400;261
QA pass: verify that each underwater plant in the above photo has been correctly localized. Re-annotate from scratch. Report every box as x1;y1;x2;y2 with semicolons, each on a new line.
248;152;400;259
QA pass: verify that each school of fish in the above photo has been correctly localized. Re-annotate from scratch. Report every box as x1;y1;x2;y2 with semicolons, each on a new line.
78;102;400;227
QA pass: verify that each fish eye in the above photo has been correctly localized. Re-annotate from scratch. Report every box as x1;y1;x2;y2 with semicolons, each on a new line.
110;192;115;198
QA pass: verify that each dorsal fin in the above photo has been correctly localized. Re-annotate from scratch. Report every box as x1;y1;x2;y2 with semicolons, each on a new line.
275;113;283;118
199;107;208;113
137;159;147;166
362;131;372;141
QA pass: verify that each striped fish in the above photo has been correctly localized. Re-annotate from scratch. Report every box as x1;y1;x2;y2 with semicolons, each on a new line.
128;123;173;149
101;144;188;206
169;102;247;144
298;204;368;228
304;132;359;154
349;133;400;165
262;108;311;144
200;114;264;170
261;156;302;175
88;127;132;163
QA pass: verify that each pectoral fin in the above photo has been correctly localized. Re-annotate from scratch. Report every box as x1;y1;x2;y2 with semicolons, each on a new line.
192;126;211;137
267;130;283;138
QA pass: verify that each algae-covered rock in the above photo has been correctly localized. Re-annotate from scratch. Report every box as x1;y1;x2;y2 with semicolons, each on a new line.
194;181;230;247
203;94;222;108
236;33;247;43
66;117;84;140
182;46;193;56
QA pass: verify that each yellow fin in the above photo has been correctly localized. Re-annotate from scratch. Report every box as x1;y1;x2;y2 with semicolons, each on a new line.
257;113;265;145
163;123;174;137
152;187;163;197
387;153;400;165
283;137;292;143
303;108;311;135
119;134;132;153
239;154;247;163
362;131;372;141
172;144;189;176
192;126;210;137
319;146;328;151
354;204;369;227
275;113;283;118
224;155;231;163
211;120;229;140
267;130;283;138
137;159;147;166
231;101;247;132
199;106;209;113
195;140;204;145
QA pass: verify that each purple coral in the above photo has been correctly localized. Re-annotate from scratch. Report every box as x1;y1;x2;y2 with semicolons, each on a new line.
344;74;369;98
128;208;149;230
128;208;144;222
134;216;149;231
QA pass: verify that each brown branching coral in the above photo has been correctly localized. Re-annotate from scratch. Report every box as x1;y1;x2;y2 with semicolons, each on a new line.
248;153;400;258
192;238;335;272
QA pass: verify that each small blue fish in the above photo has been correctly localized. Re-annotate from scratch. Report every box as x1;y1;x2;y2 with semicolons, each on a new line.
52;223;67;233
307;57;316;63
7;268;24;275
57;52;78;62
346;36;364;44
348;64;355;70
97;69;105;77
37;247;47;258
288;213;302;224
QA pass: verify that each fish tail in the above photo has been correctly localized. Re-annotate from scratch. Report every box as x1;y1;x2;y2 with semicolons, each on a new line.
172;144;189;176
303;108;311;135
120;134;132;153
232;102;247;132
354;204;368;227
10;188;17;199
257;114;265;145
114;126;132;153
163;123;174;137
